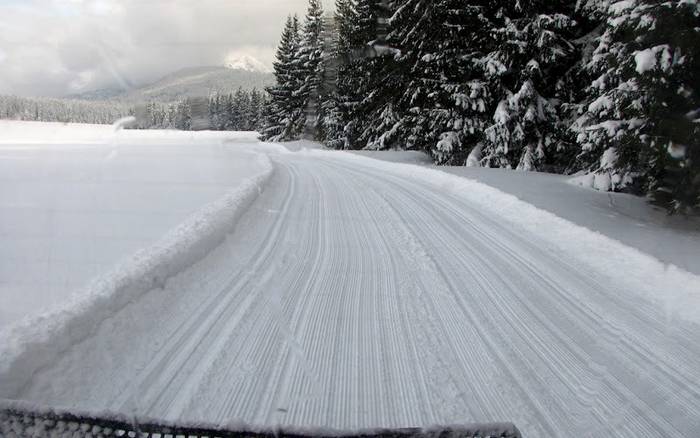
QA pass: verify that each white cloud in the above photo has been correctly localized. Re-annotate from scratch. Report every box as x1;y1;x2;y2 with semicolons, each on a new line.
0;0;320;97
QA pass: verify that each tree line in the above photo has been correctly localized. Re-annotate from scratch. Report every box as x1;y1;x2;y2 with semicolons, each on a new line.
132;88;267;131
0;88;267;133
0;95;131;125
263;0;700;214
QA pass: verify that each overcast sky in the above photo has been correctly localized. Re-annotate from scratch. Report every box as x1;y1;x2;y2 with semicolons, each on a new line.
0;0;322;97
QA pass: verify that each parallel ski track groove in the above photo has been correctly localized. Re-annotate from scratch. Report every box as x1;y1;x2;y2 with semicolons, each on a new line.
319;157;700;437
13;152;700;438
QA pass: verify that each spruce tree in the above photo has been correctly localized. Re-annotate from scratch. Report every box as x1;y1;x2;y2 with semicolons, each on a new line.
173;100;191;130
481;1;579;171
323;0;358;149
249;89;263;132
335;0;356;57
343;0;388;149
386;1;494;164
262;15;302;141
573;0;700;213
296;0;325;139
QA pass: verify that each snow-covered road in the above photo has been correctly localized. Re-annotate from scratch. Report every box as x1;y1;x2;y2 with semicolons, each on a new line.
5;146;700;438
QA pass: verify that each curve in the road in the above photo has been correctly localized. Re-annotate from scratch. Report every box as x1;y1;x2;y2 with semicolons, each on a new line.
12;151;700;438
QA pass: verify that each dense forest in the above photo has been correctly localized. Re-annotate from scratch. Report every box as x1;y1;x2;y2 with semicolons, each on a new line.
0;88;266;133
130;89;267;131
0;95;131;125
262;0;700;214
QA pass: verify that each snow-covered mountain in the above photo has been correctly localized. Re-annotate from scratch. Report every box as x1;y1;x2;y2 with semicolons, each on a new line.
71;64;274;103
224;54;272;73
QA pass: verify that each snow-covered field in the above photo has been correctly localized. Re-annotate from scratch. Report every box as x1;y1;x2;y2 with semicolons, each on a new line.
0;121;271;328
1;123;699;438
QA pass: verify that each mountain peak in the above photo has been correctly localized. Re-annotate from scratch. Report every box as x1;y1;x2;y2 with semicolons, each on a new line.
224;54;271;73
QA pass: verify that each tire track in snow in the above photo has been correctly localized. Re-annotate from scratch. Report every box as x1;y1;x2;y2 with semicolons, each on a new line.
109;163;300;418
318;159;561;436
181;159;325;424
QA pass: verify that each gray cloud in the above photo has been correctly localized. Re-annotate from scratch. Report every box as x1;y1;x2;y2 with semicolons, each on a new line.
0;0;321;97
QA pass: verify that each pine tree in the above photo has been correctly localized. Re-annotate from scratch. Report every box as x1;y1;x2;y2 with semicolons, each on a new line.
249;88;262;131
481;1;579;171
384;1;494;164
576;0;611;20
573;0;700;213
354;0;379;46
341;0;388;149
229;88;247;130
335;0;356;57
262;15;302;141
211;94;228;130
257;92;269;132
296;0;326;139
174;100;192;130
322;0;358;149
356;0;406;151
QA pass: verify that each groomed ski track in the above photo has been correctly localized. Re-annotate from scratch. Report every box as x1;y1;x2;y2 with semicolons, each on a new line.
11;148;700;438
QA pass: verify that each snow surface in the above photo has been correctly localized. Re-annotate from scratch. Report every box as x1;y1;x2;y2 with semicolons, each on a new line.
0;121;272;328
225;54;272;73
634;45;672;74
456;167;700;275
361;149;700;277
1;131;698;438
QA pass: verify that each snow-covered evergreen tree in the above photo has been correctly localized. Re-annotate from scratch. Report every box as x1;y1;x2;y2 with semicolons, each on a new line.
344;0;392;148
575;0;611;20
481;2;578;171
174;100;192;130
248;88;263;131
0;95;131;124
262;14;302;141
573;0;699;212
385;1;493;163
261;0;329;141
335;0;356;57
228;88;248;130
296;0;326;139
322;0;358;149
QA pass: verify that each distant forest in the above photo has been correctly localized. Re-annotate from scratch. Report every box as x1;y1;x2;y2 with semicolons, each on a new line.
0;88;267;133
0;95;131;125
